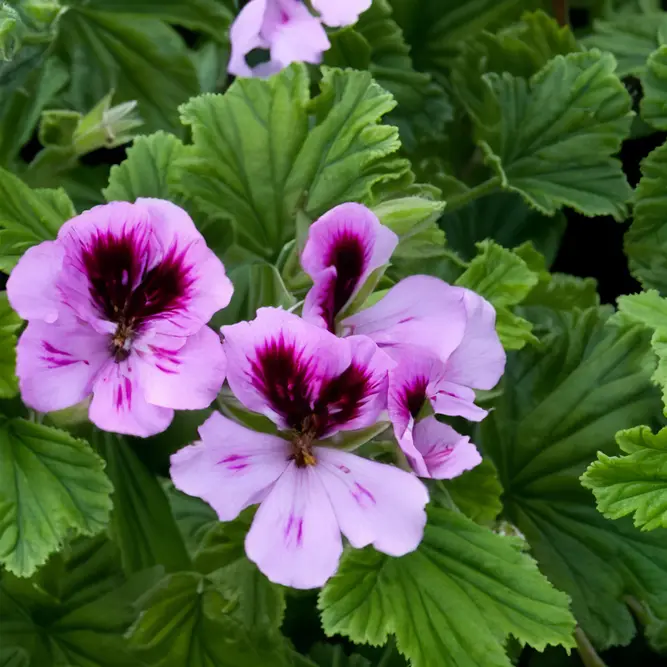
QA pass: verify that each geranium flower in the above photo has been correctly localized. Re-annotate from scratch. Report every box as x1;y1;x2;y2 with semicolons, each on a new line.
7;199;232;437
228;0;371;78
170;307;428;589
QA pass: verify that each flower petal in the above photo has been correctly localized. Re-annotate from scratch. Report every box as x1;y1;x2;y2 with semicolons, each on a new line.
430;380;488;422
311;0;372;27
245;462;342;589
316;447;428;556
16;320;108;413
228;0;269;77
341;275;467;363
412;416;482;479
222;307;350;430
170;412;290;521
270;1;330;67
302;204;398;331
445;289;506;391
89;358;173;437
6;241;64;323
137;326;226;411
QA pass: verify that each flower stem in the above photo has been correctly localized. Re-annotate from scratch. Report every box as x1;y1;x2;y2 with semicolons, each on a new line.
553;0;569;26
574;627;608;667
445;177;500;214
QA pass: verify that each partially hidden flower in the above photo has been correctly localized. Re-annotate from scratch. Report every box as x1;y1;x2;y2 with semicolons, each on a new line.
170;307;428;589
7;199;232;437
229;0;371;78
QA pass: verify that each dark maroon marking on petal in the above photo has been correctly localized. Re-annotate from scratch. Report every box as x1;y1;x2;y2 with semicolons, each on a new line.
115;384;123;410
321;231;368;332
124;376;132;408
155;364;179;375
217;453;250;472
249;334;315;430
40;341;89;369
425;444;454;465
81;230;195;334
405;376;428;419
42;341;72;357
352;482;376;507
338;465;351;474
296;518;304;547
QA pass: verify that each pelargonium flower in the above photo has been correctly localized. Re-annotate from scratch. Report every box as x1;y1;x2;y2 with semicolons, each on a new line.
229;0;371;78
170;307;428;589
7;199;232;437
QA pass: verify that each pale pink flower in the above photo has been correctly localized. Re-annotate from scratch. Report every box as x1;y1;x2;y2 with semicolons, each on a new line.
311;0;372;27
7;199;232;437
170;307;428;589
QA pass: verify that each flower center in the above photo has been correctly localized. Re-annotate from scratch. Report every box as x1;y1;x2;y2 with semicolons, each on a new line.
406;376;428;419
290;415;320;468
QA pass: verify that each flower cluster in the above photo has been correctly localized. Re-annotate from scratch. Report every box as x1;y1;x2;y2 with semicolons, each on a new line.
9;198;505;589
229;0;371;77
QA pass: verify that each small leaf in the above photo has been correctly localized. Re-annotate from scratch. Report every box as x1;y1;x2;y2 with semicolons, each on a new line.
582;425;667;530
319;507;576;667
477;51;633;220
642;44;667;130
0;418;113;577
0;293;21;398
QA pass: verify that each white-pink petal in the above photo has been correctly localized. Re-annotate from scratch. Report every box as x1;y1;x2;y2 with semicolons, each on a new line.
311;0;372;27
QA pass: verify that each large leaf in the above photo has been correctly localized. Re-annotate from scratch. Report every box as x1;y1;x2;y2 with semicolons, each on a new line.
177;65;408;261
94;430;191;575
582;425;667;530
128;572;296;667
455;240;539;350
0;534;161;666
319;507;575;667
0;165;75;272
481;306;667;648
0;418;113;577
55;6;199;134
626;141;667;292
476;51;633;220
641;44;667;130
0;293;21;398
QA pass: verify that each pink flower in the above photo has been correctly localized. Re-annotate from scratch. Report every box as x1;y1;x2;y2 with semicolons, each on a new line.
7;199;232;437
311;0;372;27
229;0;330;78
170;307;428;589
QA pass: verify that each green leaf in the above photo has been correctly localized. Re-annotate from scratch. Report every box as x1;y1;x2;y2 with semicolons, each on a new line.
0;293;21;398
582;425;667;530
319;507;576;667
165;482;218;556
442;192;566;265
93;430;191;575
626;140;667;291
178;65;408;261
55;6;199;135
0;165;75;272
309;644;370;667
641;44;667;130
129;572;294;667
104;130;186;202
582;11;667;77
481;306;667;648
0;647;28;667
476;51;633;220
0;418;113;577
456;240;539;350
0;534;161;666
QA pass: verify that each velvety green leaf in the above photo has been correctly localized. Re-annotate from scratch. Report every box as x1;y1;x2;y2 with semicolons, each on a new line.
481;306;667;648
0;418;113;577
319;507;575;667
309;644;370;667
582;12;667;77
129;572;294;667
641;44;667;130
55;6;199;134
626;140;667;291
104;130;186;201
477;51;633;220
582;425;667;530
166;482;218;555
0;534;161;666
93;430;190;575
0;647;28;667
178;65;408;261
0;165;75;272
456;240;539;350
442;192;566;265
0;293;20;398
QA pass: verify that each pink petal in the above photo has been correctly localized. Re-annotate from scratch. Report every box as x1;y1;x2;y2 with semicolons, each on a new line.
245;462;342;589
16;320;108;413
316;447;428;555
412;416;482;479
6;241;64;324
222;307;351;429
136;326;226;410
430;380;488;422
341;275;468;363
445;289;506;391
311;0;371;27
302;203;398;331
170;412;290;521
270;2;330;67
89;358;173;437
228;0;269;77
